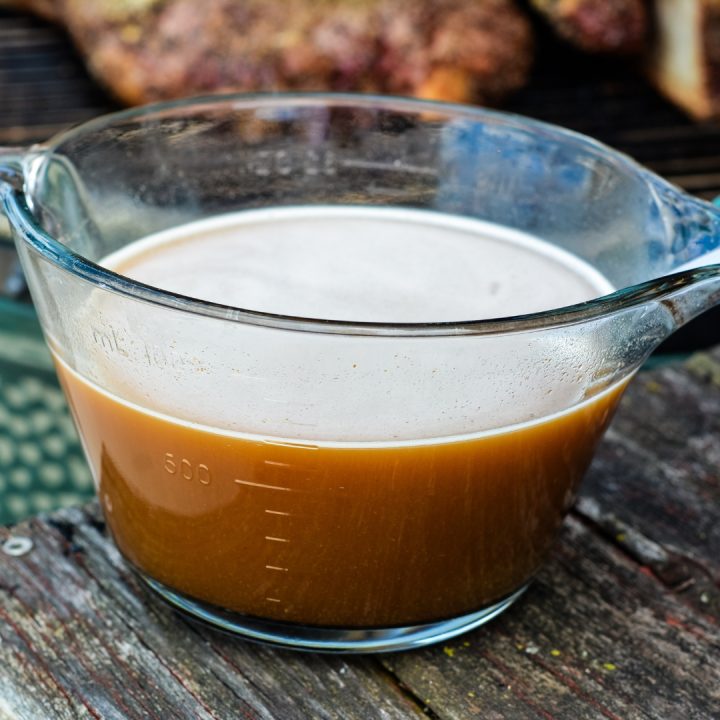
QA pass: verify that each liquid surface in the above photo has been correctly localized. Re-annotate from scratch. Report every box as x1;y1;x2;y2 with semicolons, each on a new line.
105;206;613;322
56;206;625;627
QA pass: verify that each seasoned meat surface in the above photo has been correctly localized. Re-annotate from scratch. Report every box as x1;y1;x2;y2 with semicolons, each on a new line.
16;0;534;106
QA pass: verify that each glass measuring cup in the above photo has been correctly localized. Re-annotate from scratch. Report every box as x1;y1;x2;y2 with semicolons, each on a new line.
1;94;720;653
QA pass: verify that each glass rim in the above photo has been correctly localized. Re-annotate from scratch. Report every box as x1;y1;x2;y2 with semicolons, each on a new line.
4;91;720;337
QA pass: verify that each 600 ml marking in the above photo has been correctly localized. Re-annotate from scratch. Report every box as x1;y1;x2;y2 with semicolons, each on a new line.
164;452;211;484
159;455;311;490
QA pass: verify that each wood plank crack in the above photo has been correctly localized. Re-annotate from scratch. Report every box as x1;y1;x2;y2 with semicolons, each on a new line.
572;498;720;621
371;658;443;720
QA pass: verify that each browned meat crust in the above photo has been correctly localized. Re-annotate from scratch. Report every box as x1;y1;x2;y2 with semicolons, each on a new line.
531;0;648;54
16;0;534;106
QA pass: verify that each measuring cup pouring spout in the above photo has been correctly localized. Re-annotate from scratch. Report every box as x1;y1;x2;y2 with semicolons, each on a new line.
646;171;720;270
631;171;720;336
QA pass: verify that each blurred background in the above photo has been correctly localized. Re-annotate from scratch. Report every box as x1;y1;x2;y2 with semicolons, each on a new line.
2;0;720;524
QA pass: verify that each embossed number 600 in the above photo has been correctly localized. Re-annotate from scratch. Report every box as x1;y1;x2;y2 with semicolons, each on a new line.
164;452;211;485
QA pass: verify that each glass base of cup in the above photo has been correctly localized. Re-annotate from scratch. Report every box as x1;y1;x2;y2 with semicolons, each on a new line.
141;575;529;653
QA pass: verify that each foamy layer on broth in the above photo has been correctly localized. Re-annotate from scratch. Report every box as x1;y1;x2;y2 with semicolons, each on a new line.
106;206;611;322
64;206;616;443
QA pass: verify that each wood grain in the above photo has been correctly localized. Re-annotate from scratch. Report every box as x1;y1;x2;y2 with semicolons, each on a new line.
0;506;425;719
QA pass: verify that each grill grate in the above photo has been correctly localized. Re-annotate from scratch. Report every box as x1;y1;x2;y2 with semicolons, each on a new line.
1;8;719;350
0;10;114;143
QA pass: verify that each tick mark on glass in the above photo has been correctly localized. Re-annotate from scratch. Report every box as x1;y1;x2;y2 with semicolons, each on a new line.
265;536;290;543
264;460;292;468
265;565;289;572
234;478;293;492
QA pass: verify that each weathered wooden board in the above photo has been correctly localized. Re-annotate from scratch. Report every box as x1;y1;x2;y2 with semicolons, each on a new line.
385;514;720;719
1;351;720;719
0;506;425;719
578;349;720;620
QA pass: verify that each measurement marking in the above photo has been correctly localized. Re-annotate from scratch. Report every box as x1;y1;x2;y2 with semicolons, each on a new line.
234;478;293;492
263;460;292;468
340;158;437;176
265;565;289;572
266;597;282;603
265;536;290;543
265;509;291;516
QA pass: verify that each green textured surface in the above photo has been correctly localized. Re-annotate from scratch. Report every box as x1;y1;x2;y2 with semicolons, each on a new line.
0;297;93;525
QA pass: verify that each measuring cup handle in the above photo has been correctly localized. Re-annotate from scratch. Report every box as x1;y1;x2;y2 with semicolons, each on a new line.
0;147;29;299
0;147;25;193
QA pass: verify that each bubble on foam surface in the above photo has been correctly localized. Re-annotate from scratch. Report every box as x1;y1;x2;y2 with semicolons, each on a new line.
67;206;615;443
